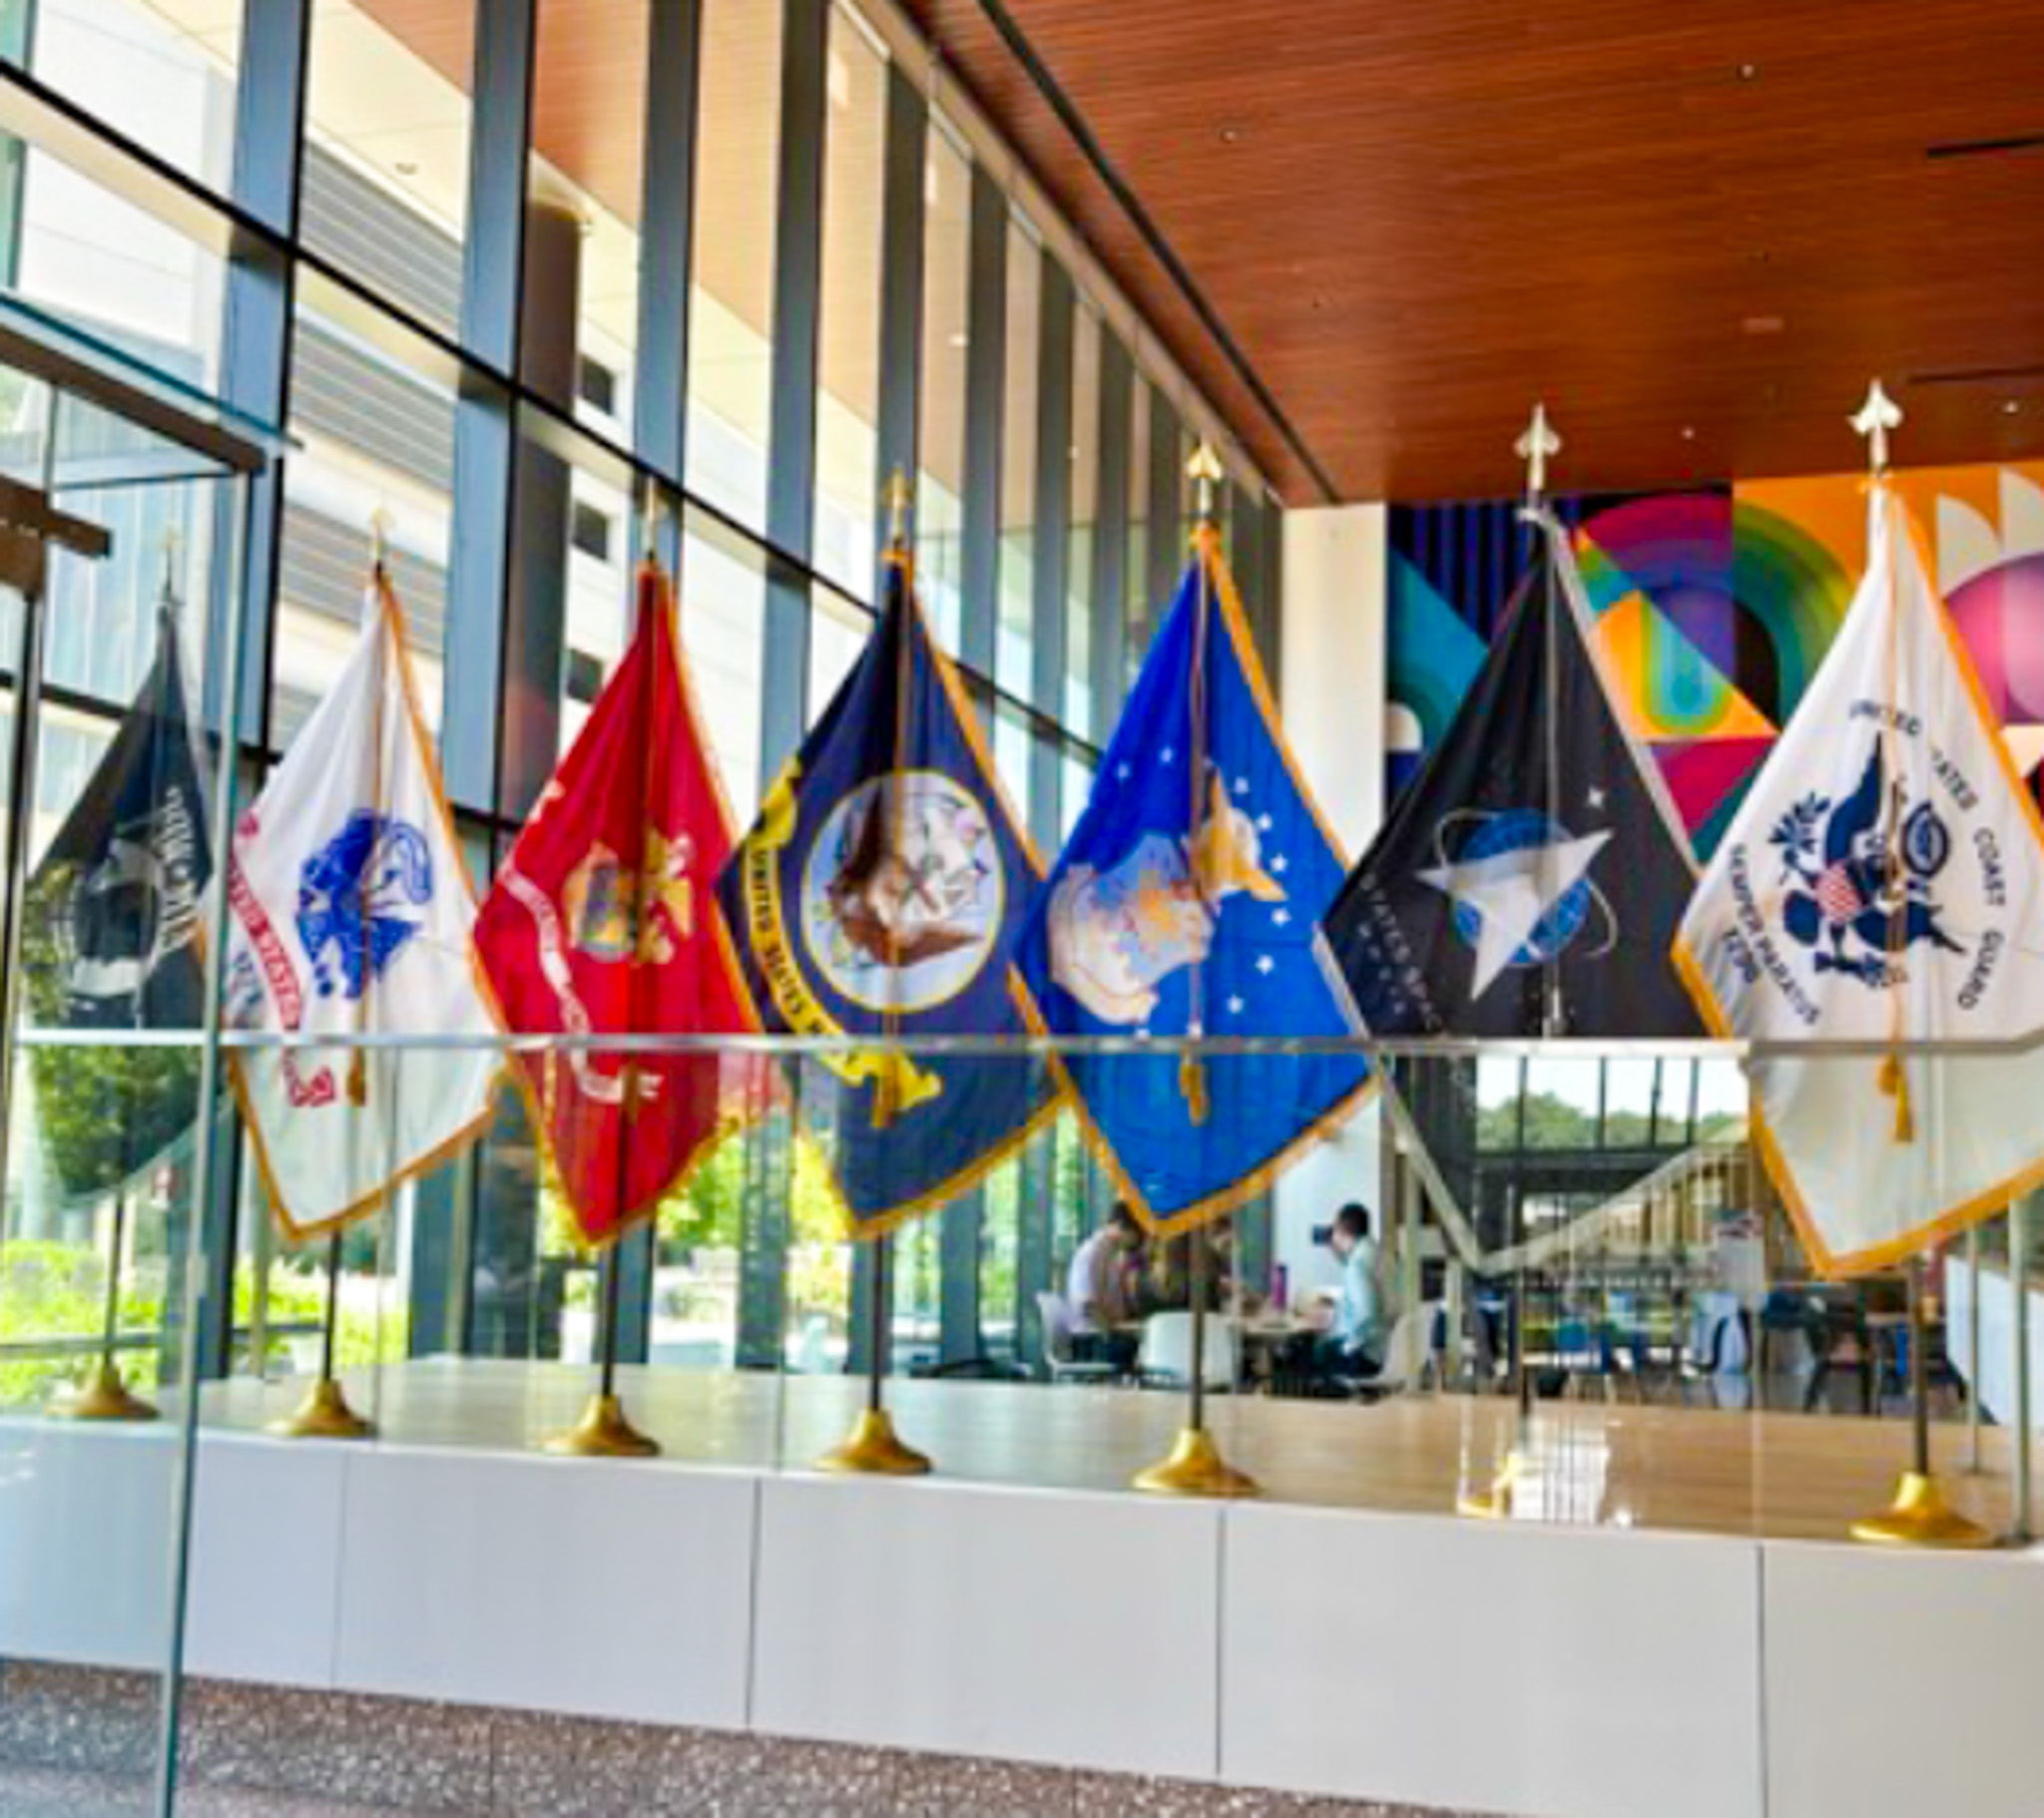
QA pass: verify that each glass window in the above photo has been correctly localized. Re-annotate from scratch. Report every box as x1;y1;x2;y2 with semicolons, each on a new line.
273;302;456;746
994;216;1038;701
680;506;768;824
688;0;783;531
811;4;886;601
807;582;867;721
302;0;475;340
916;119;970;654
13;149;227;392
19;0;240;193
532;0;645;439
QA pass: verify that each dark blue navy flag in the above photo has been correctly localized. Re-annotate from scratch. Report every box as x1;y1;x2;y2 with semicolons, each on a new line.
29;605;211;1030
1015;531;1372;1234
716;551;1057;1232
1318;515;1701;1038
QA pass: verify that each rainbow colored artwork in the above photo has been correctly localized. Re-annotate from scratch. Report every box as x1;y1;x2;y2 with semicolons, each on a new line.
1387;461;2044;856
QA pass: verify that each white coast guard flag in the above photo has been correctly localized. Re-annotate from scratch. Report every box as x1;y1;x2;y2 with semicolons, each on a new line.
1677;483;2044;1275
225;576;497;1237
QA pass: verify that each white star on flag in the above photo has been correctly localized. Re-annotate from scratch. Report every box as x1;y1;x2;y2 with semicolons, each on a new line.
1587;784;1608;810
1257;813;1273;831
1273;909;1291;927
1227;995;1245;1016
1420;826;1612;997
1272;854;1288;874
1256;955;1276;975
1234;776;1250;795
1116;762;1131;781
1160;746;1175;764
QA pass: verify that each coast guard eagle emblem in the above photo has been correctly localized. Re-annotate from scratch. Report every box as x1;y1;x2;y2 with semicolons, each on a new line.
1773;742;1963;987
295;810;434;1000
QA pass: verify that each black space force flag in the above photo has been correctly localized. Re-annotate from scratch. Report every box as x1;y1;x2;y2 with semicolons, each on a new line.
28;605;212;1030
1318;515;1701;1038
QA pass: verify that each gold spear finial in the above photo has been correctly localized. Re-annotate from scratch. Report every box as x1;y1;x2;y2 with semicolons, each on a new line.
1188;442;1225;528
368;507;396;580
882;468;913;552
1851;379;1902;477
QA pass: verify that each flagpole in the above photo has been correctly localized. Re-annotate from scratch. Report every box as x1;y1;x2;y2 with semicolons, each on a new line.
1461;405;1560;1522
1134;443;1258;1501
270;515;410;1442
2012;1190;2034;1544
817;469;931;1477
1839;382;1987;1549
543;490;668;1459
55;539;187;1423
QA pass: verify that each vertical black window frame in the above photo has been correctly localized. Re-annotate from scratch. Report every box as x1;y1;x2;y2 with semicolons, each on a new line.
845;52;929;1371
1143;381;1183;654
1013;256;1073;1366
1089;327;1132;735
958;161;1006;690
636;0;705;489
871;59;927;577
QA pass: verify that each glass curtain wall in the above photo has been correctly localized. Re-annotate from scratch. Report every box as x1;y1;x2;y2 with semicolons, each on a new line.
0;0;1263;1404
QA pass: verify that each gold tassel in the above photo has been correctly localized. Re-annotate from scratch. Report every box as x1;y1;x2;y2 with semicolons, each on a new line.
1179;1053;1210;1127
1878;1054;1915;1143
870;1068;898;1132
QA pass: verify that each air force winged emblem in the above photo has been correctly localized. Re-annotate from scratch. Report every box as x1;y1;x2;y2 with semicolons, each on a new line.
1047;770;1282;1026
1774;741;1963;987
296;810;433;1000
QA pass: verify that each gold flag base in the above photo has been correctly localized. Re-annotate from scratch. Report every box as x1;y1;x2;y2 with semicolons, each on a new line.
1457;1448;1528;1521
1133;1426;1261;1499
540;1392;660;1459
267;1376;374;1442
48;1360;158;1423
815;1408;931;1476
1849;1470;1996;1549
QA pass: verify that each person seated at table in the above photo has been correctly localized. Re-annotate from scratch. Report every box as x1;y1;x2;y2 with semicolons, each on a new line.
1309;1202;1386;1381
1067;1200;1145;1369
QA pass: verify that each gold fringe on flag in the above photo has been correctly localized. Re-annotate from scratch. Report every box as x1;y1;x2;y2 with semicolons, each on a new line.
1179;1053;1210;1127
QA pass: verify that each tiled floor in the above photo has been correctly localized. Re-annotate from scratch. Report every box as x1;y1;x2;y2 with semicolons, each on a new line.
0;1766;488;1816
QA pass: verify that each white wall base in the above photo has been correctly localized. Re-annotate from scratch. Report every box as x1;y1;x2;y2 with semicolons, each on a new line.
0;1415;2038;1818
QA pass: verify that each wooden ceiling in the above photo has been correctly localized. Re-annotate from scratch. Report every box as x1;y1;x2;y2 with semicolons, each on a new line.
905;0;2044;503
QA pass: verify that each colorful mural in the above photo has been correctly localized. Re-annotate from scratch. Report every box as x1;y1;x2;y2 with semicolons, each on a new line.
1386;461;2044;855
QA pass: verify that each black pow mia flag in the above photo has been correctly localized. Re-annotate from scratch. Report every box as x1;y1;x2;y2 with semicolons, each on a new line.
1317;517;1702;1038
29;605;212;1031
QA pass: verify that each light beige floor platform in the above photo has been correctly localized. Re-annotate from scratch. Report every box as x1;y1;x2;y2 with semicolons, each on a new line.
198;1356;2036;1544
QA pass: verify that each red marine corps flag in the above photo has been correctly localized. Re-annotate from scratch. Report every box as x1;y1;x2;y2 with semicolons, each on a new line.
474;557;760;1244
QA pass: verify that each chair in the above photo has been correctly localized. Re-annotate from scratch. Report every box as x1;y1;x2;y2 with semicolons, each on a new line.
1136;1311;1240;1391
1336;1302;1438;1402
1035;1291;1119;1385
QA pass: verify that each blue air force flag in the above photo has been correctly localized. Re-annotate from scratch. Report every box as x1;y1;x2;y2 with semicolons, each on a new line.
1678;484;2044;1275
716;550;1056;1232
1320;514;1702;1038
1015;530;1372;1233
224;573;498;1238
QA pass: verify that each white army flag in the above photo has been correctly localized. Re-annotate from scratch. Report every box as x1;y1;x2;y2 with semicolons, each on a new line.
1677;482;2044;1275
225;574;497;1237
